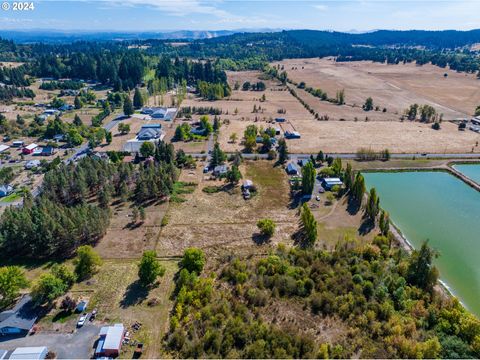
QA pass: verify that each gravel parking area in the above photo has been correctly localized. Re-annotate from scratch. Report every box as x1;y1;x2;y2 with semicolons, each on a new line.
0;323;100;359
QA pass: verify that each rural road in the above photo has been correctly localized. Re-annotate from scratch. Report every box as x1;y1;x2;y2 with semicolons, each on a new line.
186;151;480;160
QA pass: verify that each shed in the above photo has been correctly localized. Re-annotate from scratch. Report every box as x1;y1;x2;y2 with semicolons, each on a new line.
95;324;124;357
0;144;9;153
286;163;298;175
42;146;57;156
22;143;38;155
11;141;24;148
322;177;343;190
275;117;286;122
9;347;48;360
284;131;301;139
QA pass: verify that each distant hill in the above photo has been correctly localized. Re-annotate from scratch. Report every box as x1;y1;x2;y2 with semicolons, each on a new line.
2;28;480;48
286;29;480;49
0;30;240;43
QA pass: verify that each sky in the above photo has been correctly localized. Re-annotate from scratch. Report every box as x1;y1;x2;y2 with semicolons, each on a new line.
1;0;480;32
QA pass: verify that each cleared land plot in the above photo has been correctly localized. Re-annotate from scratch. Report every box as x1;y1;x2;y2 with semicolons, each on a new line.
94;201;168;259
272;58;480;119
157;161;298;257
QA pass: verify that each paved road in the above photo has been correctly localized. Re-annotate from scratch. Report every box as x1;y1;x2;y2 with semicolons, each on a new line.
0;323;100;359
187;151;480;160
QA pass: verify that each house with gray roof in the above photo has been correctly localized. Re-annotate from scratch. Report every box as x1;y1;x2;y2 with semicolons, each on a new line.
0;295;38;336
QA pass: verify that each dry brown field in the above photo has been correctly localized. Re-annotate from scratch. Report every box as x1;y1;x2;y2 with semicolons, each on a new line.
272;58;480;119
178;69;480;154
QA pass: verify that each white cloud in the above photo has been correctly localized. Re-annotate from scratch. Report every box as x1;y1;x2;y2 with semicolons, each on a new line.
313;4;328;11
94;0;231;18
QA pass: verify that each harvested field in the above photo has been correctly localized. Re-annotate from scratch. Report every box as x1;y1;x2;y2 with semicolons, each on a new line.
272;58;480;119
283;119;480;154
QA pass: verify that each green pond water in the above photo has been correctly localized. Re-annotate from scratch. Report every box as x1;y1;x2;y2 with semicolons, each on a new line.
453;164;480;185
364;171;480;317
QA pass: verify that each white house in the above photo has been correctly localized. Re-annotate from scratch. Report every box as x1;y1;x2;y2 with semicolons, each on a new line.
123;124;165;153
141;107;177;121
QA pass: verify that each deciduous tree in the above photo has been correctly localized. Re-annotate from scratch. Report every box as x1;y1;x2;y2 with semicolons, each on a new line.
138;250;165;287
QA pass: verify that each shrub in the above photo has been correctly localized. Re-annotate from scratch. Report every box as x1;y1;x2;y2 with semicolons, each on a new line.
181;248;205;274
257;218;276;237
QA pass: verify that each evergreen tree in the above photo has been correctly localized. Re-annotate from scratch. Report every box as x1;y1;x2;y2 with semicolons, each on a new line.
133;87;144;109
365;187;380;223
226;165;242;185
74;96;83;109
344;163;353;191
407;241;439;293
73;114;83;127
300;203;317;247
351;172;366;205
105;131;112;145
278;138;289;164
213;116;221;133
301;161;315;195
210;143;226;167
379;210;390;236
139;206;146;222
123;95;134;116
316;150;324;163
363;97;374;111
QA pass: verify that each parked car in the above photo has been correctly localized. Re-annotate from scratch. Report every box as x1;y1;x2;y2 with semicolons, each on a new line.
203;165;210;173
77;314;88;327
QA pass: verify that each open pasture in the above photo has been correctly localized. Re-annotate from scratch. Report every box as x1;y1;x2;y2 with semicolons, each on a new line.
272;58;480;119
